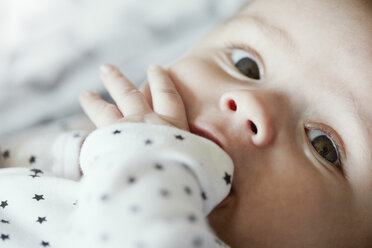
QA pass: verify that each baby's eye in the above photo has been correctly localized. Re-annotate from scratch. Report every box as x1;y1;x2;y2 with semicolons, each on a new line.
306;129;341;169
231;48;261;80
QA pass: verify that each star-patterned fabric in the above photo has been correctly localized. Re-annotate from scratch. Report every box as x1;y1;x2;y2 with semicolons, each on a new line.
0;123;233;247
0;129;89;181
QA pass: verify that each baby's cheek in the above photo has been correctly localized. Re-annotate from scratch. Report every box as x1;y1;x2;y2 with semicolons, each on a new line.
210;161;355;247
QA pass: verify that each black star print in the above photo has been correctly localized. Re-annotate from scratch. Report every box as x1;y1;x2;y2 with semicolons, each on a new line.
144;139;153;145
0;200;8;209
73;200;78;206
160;189;170;197
184;186;192;195
2;150;9;159
128;176;136;184
201;191;207;201
223;172;232;185
36;217;47;224
40;240;50;247
29;156;36;164
30;168;43;175
154;164;163;170
33;194;44;201
174;134;185;141
1;219;9;224
188;214;197;223
112;130;121;135
0;234;9;241
73;133;80;138
29;168;43;178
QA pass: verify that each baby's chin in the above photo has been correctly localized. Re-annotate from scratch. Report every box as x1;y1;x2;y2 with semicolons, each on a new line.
207;208;236;247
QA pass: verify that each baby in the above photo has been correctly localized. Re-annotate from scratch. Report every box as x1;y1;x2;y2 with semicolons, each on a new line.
1;0;372;247
81;0;372;246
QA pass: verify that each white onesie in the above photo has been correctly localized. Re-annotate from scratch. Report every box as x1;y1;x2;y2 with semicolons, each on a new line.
0;123;233;248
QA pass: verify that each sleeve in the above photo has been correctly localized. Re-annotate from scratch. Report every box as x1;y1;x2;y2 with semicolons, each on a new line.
0;130;89;181
62;122;233;248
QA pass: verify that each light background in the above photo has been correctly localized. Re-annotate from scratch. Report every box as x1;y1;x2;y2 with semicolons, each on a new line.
0;0;247;140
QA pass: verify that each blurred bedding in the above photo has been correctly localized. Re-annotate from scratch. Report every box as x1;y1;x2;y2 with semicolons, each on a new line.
0;0;246;141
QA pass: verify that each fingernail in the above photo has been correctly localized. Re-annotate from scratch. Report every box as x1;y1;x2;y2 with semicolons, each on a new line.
100;64;115;74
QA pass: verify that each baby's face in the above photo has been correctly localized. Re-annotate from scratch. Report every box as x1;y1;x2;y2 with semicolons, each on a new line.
142;0;372;246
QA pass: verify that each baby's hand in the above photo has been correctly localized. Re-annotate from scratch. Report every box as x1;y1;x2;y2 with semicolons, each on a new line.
80;64;189;131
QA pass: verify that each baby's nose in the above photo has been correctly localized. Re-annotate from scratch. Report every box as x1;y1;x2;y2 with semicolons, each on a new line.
219;90;275;147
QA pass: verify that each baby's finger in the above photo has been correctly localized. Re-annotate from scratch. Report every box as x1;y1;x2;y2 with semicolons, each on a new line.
139;81;153;109
100;64;152;117
147;65;189;130
80;90;123;127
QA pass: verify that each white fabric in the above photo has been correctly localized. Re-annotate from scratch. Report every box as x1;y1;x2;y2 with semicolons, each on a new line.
0;129;89;178
0;123;233;247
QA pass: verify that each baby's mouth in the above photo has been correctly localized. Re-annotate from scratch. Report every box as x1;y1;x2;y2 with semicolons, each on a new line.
189;124;225;151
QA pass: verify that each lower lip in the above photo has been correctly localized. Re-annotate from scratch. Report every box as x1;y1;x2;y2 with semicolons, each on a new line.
189;125;224;150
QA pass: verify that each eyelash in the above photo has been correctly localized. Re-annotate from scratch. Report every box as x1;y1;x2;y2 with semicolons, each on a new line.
305;123;345;172
224;40;266;77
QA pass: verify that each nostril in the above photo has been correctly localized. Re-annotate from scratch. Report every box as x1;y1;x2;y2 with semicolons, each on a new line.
249;121;258;134
228;99;237;111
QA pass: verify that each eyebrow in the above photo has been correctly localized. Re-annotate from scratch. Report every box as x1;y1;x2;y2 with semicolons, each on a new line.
338;88;372;167
231;14;296;51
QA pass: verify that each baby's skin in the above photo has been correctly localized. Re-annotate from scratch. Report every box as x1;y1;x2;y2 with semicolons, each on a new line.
81;0;372;247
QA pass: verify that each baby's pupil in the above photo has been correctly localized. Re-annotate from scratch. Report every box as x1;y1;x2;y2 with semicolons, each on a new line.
236;57;260;80
311;135;338;163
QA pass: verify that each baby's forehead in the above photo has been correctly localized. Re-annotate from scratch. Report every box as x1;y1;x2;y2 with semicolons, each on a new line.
234;0;372;74
238;0;372;43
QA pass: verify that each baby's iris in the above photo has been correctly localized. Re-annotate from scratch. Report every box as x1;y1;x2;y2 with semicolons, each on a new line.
231;48;261;80
306;128;341;170
311;135;338;164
